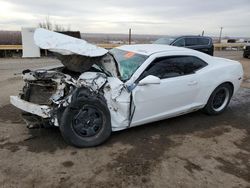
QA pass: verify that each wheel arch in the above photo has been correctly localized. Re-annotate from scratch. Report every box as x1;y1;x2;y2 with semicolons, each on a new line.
222;81;234;94
205;81;234;105
59;86;112;147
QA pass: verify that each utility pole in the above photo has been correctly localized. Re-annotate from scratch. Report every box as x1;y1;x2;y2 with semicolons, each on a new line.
219;27;223;43
129;28;131;45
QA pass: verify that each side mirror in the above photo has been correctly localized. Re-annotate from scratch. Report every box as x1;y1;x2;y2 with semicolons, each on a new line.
138;75;161;86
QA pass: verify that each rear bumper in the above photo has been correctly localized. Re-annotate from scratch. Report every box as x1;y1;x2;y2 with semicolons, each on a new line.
10;96;51;118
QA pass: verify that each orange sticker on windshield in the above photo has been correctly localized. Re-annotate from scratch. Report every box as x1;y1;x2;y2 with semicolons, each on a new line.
124;52;135;58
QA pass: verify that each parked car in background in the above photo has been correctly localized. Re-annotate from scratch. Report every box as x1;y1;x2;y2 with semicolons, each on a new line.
154;36;214;56
243;45;250;58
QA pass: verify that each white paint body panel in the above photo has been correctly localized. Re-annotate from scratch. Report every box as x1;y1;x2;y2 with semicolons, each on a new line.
131;74;201;126
10;96;51;118
103;77;131;131
34;28;108;57
123;46;243;129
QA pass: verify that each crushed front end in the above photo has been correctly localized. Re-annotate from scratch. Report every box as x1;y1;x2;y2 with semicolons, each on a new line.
10;68;76;128
10;67;131;131
10;28;132;133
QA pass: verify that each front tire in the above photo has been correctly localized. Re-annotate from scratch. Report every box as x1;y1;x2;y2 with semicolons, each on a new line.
203;83;233;115
59;88;111;148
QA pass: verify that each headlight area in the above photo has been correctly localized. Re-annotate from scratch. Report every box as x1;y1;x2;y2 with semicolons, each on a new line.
10;69;77;129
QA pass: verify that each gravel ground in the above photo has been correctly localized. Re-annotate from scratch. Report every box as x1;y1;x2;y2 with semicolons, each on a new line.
0;51;249;188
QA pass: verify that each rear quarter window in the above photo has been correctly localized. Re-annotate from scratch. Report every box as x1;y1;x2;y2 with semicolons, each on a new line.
185;38;199;46
198;38;210;45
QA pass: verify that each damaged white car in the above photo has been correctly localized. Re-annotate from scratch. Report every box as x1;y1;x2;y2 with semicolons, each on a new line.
10;29;243;147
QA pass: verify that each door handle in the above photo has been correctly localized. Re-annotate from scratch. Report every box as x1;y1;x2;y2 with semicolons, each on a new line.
188;81;198;86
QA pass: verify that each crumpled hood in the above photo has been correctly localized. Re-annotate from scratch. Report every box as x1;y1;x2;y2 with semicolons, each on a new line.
34;28;108;57
34;28;110;73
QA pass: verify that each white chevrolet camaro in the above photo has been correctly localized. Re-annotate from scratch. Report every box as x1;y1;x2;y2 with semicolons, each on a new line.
10;29;243;147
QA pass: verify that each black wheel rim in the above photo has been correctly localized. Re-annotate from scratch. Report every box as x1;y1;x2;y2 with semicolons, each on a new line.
212;87;230;111
72;105;103;137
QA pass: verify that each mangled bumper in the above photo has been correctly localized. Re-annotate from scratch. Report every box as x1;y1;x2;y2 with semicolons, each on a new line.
10;96;51;118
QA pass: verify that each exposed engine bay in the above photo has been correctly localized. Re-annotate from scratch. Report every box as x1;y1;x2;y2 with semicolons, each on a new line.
11;63;131;131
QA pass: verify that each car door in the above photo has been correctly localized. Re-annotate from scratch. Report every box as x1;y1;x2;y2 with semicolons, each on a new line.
131;56;207;127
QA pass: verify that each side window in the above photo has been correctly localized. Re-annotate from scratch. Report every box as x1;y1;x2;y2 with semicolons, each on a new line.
198;38;210;45
173;38;185;47
139;56;207;80
185;38;198;46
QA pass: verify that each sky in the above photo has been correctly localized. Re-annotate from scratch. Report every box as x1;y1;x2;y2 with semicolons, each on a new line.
0;0;250;37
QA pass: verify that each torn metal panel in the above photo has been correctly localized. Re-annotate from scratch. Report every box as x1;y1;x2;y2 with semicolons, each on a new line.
34;29;120;76
103;77;131;131
54;53;104;73
34;28;108;57
22;71;37;81
100;54;119;78
77;72;107;91
76;73;131;131
10;96;51;118
50;81;66;102
22;69;69;82
22;69;76;107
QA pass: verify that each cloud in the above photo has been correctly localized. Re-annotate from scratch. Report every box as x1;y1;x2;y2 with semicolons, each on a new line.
0;0;250;36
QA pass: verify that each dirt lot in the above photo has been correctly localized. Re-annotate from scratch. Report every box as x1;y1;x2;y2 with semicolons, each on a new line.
0;51;249;188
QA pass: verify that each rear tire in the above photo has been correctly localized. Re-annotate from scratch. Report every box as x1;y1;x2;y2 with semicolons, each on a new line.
203;83;233;115
243;54;248;58
59;88;111;148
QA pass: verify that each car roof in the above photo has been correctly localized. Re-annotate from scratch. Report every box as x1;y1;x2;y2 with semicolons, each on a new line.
116;44;192;56
161;35;212;39
177;35;211;38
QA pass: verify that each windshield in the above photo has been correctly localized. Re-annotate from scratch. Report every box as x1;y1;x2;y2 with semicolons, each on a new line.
154;37;176;45
109;48;148;81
